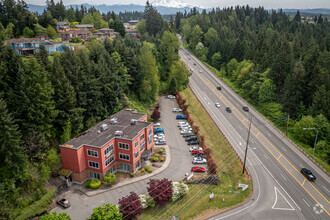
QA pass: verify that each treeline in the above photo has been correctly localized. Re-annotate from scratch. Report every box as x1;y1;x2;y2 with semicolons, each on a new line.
177;6;329;164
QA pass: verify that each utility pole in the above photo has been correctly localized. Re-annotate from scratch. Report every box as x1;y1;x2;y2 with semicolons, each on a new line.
243;116;252;174
286;114;290;136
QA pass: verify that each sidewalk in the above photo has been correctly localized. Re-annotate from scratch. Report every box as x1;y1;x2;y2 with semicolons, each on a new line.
80;145;171;197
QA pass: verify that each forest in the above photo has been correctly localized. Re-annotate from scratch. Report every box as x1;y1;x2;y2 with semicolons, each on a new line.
176;6;329;167
0;0;186;218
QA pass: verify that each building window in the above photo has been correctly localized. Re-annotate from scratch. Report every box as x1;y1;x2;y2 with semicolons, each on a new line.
107;166;115;174
104;144;114;156
90;172;100;179
119;142;129;150
120;164;130;171
140;134;145;141
135;149;140;159
105;154;115;167
148;128;152;136
141;141;146;152
119;153;130;161
88;161;99;169
87;149;98;158
134;140;139;148
136;161;139;168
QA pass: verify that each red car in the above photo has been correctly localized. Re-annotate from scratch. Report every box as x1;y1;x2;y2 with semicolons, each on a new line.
191;166;206;172
192;149;204;155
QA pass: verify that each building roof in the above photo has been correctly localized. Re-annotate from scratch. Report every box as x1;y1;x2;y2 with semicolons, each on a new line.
56;22;69;26
98;28;114;31
62;109;152;149
129;20;139;23
5;37;45;44
75;24;94;28
61;29;91;35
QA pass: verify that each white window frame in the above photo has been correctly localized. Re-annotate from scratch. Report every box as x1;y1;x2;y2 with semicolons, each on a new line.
104;144;114;157
120;164;130;171
135;149;140;159
118;142;129;150
140;134;145;141
88;160;99;169
105;154;115;167
134;140;139;148
87;149;98;158
119;153;130;161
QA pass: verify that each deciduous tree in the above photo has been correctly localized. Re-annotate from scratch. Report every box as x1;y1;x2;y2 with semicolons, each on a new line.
119;192;142;219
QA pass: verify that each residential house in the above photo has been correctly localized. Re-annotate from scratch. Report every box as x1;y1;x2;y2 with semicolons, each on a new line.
60;109;154;183
128;20;140;26
74;24;94;30
56;21;70;31
61;29;92;41
93;28;120;39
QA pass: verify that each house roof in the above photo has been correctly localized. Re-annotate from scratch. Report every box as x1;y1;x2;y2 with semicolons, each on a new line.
56;22;69;26
75;24;94;28
61;29;92;35
62;109;152;149
5;37;45;44
129;20;139;23
98;28;114;32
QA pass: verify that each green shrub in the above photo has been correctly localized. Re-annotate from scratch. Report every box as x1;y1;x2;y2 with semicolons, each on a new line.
141;168;145;172
130;172;135;178
89;179;101;189
160;157;165;162
143;165;150;170
146;168;152;173
151;157;159;162
84;180;91;188
154;153;160;157
71;36;82;43
104;173;116;183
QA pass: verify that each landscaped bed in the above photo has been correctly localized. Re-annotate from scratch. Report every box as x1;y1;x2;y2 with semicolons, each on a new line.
138;87;252;220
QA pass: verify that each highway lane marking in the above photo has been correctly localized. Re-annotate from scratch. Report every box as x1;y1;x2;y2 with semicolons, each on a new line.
303;199;310;207
277;155;282;160
264;155;268;159
191;65;330;215
272;186;295;211
303;179;306;186
282;147;287;152
281;173;287;181
323;186;330;193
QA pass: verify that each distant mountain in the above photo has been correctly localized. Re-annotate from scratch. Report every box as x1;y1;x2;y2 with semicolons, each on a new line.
27;3;330;16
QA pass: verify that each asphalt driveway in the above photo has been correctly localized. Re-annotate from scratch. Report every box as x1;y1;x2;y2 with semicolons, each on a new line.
51;96;195;219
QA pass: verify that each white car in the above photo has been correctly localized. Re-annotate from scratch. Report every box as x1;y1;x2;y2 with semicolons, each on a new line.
189;146;203;152
155;140;166;145
178;122;189;127
199;70;203;73
180;127;192;131
215;103;220;108
173;108;182;112
181;130;193;134
153;122;160;127
168;95;175;99
193;157;207;164
154;133;165;138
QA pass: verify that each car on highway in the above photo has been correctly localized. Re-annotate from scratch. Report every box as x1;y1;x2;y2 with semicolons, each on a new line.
301;168;316;181
215;103;221;108
188;140;199;145
217;86;221;90
226;107;232;113
153;122;160;127
176;115;187;119
183;132;195;137
193;157;207;164
155;140;166;145
186;136;197;141
154;128;164;133
199;70;203;73
191;149;203;155
189;146;203;152
243;106;249;112
191;166;206;172
173;108;182;112
193;63;196;65
168;95;175;99
57;198;70;208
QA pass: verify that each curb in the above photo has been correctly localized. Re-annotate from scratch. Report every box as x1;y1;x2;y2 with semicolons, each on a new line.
80;145;172;197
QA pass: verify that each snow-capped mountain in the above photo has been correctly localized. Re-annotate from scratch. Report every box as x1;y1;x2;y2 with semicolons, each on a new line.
151;0;198;8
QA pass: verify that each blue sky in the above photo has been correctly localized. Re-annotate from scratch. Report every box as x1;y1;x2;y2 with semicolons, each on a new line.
25;0;330;9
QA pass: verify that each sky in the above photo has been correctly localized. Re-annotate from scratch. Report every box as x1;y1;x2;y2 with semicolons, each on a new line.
25;0;330;9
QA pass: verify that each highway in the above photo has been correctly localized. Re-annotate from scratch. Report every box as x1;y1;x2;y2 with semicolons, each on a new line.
179;47;330;219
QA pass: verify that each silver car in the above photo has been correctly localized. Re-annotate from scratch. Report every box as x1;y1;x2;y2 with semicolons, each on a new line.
193;157;207;164
155;140;166;145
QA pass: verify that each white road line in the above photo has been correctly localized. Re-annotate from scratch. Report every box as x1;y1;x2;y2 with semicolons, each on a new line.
272;186;295;211
323;186;329;193
282;147;287;152
280;173;287;181
302;199;310;207
264;155;268;159
300;164;303;167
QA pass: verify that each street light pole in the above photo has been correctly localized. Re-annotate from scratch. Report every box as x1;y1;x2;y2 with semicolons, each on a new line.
303;128;318;158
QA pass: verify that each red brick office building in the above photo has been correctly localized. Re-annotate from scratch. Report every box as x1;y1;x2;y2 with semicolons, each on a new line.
60;109;154;183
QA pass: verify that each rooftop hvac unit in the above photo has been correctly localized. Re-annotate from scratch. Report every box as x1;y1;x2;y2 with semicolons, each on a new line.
131;119;138;125
100;123;108;131
115;131;123;136
109;118;118;124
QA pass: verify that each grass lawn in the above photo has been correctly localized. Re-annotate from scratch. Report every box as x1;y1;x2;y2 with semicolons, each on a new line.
139;88;252;220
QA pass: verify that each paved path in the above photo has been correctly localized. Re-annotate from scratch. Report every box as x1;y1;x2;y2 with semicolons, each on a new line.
52;96;194;219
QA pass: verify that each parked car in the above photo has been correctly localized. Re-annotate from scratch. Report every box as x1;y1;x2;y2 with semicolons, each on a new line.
155;140;166;145
243;106;249;112
178;122;189;127
180;127;192;131
154;136;166;141
186;136;197;141
154;133;165;138
226;107;232;113
191;166;206;172
189;146;203;152
191;149;203;155
301;168;316;181
57;198;70;208
179;124;191;128
183;132;195;137
193;157;207;164
154;128;164;133
181;130;192;134
153;122;160;127
217;86;221;90
215;103;220;108
168;95;175;99
173;108;182;112
176;115;187;119
188;140;199;145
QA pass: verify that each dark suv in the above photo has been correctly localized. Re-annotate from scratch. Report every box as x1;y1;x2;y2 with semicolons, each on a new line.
301;168;316;181
183;133;195;137
217;86;221;90
188;140;199;145
243;106;249;112
186;136;197;141
226;107;232;113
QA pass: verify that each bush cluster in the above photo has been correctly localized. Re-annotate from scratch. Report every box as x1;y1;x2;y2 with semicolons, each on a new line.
103;173;116;183
89;179;101;189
